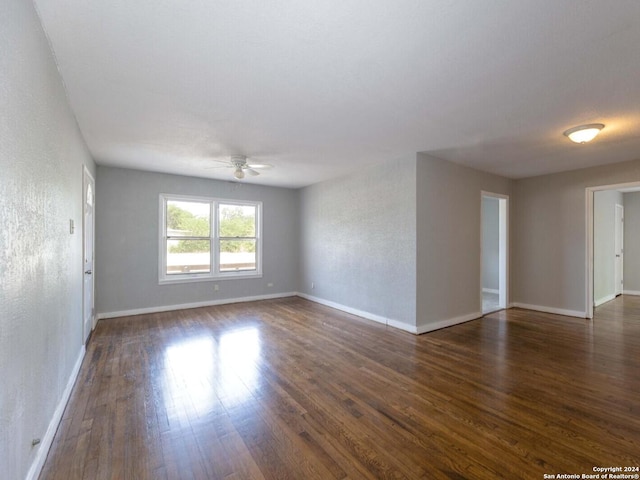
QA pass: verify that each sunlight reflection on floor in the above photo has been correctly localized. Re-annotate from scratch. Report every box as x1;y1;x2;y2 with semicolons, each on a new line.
162;327;261;421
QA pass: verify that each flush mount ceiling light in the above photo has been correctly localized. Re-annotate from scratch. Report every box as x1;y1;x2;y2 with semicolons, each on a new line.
563;123;604;144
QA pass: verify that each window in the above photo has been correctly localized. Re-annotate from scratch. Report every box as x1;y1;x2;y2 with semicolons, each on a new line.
160;194;261;283
218;203;257;272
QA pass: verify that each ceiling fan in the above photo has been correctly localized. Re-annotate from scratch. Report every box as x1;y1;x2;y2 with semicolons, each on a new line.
208;155;273;180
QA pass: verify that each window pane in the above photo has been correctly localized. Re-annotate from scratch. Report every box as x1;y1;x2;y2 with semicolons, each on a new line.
219;204;255;237
167;200;210;237
220;240;256;271
167;239;211;274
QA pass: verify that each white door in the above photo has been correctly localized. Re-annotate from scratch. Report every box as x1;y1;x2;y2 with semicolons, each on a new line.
497;197;507;309
614;204;624;296
83;168;95;342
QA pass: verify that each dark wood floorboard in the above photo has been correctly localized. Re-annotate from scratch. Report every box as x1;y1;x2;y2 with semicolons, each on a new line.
40;296;640;479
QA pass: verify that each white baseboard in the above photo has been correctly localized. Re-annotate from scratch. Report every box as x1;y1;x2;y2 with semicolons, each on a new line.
416;311;483;334
511;302;586;318
482;288;499;294
623;290;640;296
297;294;484;335
26;346;85;480
594;293;617;307
296;293;418;334
96;292;297;320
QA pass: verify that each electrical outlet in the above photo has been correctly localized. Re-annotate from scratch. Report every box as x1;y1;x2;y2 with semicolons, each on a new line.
214;284;219;291
311;282;315;289
267;282;273;287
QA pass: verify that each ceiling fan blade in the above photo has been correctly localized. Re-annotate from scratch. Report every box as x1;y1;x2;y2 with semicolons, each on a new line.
245;168;260;176
204;159;235;169
246;163;272;169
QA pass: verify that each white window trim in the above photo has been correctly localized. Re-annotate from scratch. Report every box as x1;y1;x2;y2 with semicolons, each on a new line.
159;194;262;284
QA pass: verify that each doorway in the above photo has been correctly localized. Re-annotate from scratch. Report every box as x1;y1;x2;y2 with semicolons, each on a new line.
83;167;95;343
481;192;508;314
586;181;640;318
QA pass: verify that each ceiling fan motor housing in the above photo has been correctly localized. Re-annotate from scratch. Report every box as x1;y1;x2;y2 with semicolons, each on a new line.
230;155;248;168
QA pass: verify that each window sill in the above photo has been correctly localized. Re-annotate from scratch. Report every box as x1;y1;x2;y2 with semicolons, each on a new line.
159;272;263;285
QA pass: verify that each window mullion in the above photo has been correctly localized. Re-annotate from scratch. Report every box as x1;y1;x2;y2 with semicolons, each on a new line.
219;236;255;240
166;236;209;241
212;201;218;275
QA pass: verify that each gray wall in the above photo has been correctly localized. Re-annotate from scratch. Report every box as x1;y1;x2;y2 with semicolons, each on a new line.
593;190;623;304
95;167;299;314
623;192;640;292
482;196;500;291
0;0;96;478
416;154;511;328
298;156;417;329
513;158;640;314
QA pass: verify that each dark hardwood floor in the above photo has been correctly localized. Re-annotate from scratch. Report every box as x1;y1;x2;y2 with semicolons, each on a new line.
40;296;640;479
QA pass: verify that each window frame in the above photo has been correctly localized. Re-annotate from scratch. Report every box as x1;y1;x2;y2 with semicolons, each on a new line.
159;194;262;284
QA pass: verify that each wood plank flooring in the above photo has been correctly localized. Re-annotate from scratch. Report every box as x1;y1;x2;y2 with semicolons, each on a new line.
40;296;640;479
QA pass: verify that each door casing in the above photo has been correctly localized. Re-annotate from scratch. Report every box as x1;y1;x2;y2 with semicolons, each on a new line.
614;203;624;296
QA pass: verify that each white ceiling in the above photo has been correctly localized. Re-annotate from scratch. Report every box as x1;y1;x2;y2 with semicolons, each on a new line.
34;0;640;188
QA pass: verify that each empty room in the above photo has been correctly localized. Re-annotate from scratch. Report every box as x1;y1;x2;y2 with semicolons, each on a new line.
2;1;640;479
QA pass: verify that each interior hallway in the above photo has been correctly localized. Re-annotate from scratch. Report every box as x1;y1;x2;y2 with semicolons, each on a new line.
482;291;501;313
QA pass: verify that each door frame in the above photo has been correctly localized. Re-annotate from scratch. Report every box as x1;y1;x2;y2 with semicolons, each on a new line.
480;191;509;313
586;181;640;318
614;203;624;296
82;166;96;341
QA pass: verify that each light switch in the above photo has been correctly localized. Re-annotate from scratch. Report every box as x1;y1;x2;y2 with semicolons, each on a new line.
69;219;74;234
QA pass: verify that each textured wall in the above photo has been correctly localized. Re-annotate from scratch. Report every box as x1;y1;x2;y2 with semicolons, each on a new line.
482;196;500;291
299;156;417;328
416;154;511;328
95;167;299;314
623;192;640;292
0;0;95;478
593;190;623;304
513;158;640;314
